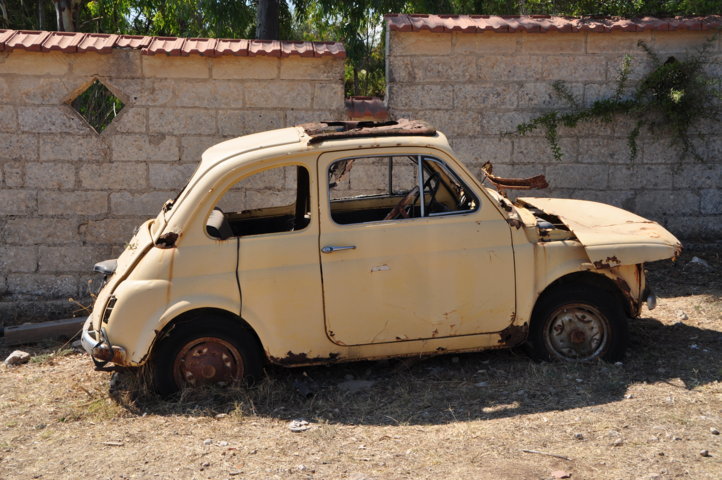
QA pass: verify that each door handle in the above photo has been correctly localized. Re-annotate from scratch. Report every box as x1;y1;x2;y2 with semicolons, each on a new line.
321;245;356;254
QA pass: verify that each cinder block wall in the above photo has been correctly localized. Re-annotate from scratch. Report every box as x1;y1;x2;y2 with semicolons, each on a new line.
0;44;345;324
387;26;721;240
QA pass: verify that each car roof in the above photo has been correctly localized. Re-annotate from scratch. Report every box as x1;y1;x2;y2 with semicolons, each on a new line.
200;119;444;171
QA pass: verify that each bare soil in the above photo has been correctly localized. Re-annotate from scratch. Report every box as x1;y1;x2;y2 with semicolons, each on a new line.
1;247;720;480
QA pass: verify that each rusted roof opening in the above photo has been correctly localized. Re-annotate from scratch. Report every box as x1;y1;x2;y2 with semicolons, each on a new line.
301;119;436;144
345;96;389;121
386;14;722;34
0;29;346;58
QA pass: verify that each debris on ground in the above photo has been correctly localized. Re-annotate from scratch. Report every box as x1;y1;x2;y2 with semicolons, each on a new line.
3;350;30;366
684;256;712;272
288;419;311;433
551;471;572;479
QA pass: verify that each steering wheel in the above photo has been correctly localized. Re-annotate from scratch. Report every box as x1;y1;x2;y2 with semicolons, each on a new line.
384;186;419;220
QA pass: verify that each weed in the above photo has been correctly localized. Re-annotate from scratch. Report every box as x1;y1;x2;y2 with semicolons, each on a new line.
515;36;721;162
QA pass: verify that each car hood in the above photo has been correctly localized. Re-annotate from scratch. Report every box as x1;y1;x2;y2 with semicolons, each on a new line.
517;197;682;267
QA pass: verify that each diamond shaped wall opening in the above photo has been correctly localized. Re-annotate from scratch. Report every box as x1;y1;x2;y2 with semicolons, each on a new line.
70;79;125;133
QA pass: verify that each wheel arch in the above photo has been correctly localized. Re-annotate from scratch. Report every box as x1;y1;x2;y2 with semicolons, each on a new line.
146;307;266;365
532;271;632;324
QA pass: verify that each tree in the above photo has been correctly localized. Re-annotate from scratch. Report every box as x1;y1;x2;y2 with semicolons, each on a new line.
51;0;82;31
256;0;280;39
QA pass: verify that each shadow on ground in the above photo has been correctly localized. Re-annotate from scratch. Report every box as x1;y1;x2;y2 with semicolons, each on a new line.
104;246;721;424
108;314;721;426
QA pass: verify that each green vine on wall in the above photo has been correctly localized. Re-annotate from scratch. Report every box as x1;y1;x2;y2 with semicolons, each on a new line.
515;37;721;162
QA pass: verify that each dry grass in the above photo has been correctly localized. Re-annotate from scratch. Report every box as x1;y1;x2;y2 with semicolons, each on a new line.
1;247;720;480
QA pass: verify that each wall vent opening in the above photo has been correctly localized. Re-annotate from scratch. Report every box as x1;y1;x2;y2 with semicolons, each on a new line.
70;80;125;133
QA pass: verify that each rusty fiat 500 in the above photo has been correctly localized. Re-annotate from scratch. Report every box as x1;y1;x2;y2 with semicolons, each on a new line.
81;120;681;394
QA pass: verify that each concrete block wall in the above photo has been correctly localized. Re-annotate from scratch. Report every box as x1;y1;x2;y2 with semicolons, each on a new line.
0;47;345;324
387;28;722;240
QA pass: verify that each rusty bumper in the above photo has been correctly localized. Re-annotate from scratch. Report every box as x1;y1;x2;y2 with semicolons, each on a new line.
81;317;127;367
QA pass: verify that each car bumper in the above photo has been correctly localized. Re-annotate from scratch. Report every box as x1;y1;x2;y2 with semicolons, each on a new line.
81;316;127;366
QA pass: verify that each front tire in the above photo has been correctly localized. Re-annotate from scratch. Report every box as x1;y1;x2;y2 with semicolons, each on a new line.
529;286;628;362
150;315;263;396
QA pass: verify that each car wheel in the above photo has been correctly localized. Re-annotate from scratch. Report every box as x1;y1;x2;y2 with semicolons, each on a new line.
529;286;628;362
150;316;263;396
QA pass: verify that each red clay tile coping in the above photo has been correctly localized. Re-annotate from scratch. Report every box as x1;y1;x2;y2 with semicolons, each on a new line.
0;29;346;58
385;14;722;33
345;96;389;121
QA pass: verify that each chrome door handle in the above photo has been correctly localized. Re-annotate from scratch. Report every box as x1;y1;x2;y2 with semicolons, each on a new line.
321;245;356;254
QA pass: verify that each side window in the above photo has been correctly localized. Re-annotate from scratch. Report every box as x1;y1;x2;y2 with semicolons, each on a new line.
207;165;310;239
328;155;477;225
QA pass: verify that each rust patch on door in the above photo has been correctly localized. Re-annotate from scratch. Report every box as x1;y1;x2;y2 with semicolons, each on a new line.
498;322;528;346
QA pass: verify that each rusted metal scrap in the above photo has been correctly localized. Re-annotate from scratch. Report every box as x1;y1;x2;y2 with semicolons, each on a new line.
269;351;341;366
481;162;548;196
301;119;436;144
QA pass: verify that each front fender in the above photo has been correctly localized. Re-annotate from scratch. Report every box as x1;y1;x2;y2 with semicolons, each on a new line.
127;294;246;365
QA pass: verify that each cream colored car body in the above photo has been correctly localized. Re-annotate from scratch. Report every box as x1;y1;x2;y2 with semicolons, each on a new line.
82;124;681;368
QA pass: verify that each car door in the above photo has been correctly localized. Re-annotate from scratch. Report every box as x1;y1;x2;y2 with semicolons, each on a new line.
318;149;516;346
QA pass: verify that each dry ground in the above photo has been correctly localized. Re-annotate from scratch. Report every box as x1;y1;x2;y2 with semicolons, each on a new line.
1;247;720;480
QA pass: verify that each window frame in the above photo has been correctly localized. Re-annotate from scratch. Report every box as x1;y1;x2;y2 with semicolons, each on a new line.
204;163;312;241
326;153;479;226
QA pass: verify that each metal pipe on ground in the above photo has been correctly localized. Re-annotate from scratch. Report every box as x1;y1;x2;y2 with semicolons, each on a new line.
0;318;85;347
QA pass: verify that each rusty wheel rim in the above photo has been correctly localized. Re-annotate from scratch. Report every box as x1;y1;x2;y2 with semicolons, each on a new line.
544;304;609;361
173;337;244;388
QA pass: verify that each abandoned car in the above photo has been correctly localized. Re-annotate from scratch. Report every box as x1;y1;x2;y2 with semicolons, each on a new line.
81;120;681;394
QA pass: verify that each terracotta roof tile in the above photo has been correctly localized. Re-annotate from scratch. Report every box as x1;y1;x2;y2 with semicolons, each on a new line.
41;31;83;52
215;38;249;56
0;29;345;58
249;39;281;57
313;42;346;58
345;96;389;121
77;33;118;53
435;15;481;32
0;29;16;51
281;41;314;57
182;38;218;56
144;36;185;56
116;34;152;49
386;14;722;34
5;30;50;51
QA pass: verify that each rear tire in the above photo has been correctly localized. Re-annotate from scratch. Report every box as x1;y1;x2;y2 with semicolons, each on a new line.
529;286;628;362
150;315;263;396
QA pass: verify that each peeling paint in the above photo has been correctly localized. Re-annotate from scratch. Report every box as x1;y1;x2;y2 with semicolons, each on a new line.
506;218;524;229
156;231;178;248
593;256;621;269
